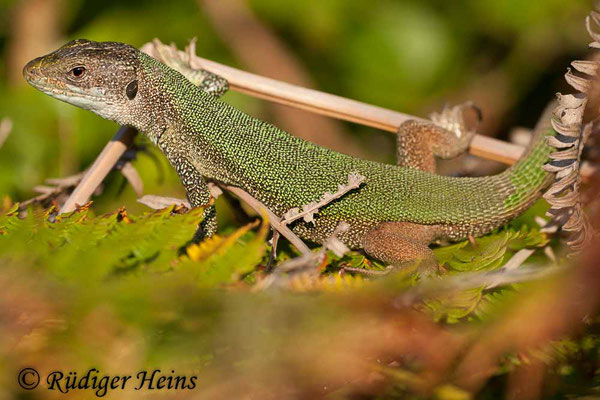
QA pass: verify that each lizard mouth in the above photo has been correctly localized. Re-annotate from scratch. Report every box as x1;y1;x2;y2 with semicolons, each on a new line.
26;79;105;106
23;61;108;107
23;58;105;103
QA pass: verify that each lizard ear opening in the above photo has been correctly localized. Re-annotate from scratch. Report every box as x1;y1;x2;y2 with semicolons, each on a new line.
125;80;138;100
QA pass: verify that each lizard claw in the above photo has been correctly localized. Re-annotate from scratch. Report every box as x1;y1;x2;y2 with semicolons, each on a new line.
148;39;229;97
430;102;480;142
151;38;190;70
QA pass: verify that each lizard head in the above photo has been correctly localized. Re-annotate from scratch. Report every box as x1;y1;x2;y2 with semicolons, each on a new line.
23;39;141;124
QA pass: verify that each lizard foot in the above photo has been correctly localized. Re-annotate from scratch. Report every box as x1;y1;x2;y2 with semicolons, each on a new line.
428;101;481;158
396;102;481;172
148;38;229;97
361;222;440;276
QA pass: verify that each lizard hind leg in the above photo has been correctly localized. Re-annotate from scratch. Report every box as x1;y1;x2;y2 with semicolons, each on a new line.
396;102;480;172
360;222;440;276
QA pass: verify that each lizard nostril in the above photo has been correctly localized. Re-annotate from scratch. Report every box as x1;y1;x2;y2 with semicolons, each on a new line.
23;63;34;78
23;58;42;80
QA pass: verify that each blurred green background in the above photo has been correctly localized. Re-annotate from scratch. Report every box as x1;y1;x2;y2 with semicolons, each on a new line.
0;0;592;214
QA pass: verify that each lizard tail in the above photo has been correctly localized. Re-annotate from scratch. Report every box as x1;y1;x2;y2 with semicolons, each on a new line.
541;11;600;251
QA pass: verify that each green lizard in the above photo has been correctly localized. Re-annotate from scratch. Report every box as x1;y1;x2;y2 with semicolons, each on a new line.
22;36;591;271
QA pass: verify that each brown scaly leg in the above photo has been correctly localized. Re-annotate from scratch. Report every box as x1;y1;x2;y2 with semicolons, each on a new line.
355;103;480;274
396;102;480;172
359;222;441;276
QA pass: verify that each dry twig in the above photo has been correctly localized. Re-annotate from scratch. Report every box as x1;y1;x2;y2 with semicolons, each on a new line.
60;126;137;213
216;182;311;255
256;221;351;290
137;195;190;210
20;171;86;208
281;173;365;225
150;39;598;170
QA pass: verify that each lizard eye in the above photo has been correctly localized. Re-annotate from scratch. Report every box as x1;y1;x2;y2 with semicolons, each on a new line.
70;66;86;78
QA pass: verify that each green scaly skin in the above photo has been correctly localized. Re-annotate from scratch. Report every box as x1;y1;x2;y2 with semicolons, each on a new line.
22;40;563;268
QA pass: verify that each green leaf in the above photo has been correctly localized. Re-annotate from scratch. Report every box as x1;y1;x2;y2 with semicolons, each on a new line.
179;218;269;286
423;288;483;323
434;226;549;273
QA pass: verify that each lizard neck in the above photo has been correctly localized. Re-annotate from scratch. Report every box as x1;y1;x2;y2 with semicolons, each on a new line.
120;53;197;144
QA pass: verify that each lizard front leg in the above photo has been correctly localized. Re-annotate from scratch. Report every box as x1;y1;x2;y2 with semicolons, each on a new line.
396;102;480;172
170;154;217;240
151;40;229;97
